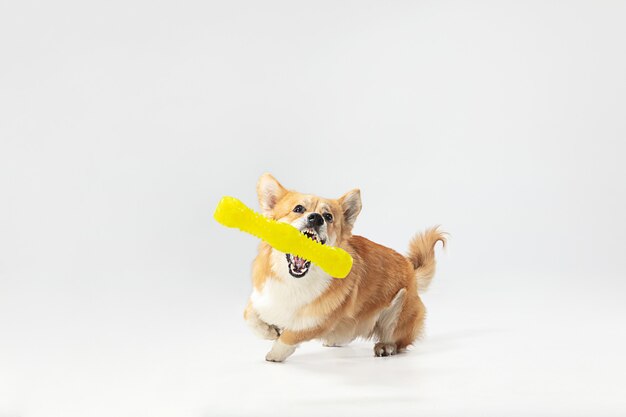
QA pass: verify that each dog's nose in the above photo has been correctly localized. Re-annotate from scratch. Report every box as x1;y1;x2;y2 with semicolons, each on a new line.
307;213;324;227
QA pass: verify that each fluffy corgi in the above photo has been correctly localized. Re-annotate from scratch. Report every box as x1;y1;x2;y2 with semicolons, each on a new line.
244;173;446;362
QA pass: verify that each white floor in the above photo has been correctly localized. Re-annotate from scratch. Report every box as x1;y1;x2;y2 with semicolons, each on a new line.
2;270;625;417
2;1;626;415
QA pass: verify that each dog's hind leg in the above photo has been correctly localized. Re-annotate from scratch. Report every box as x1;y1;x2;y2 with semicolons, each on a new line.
391;293;426;354
373;288;406;357
322;319;356;347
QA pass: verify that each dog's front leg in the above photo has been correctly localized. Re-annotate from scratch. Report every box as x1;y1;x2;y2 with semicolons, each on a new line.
244;302;280;340
265;327;321;362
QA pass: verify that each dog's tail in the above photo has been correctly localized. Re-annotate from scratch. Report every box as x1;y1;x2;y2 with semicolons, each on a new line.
406;226;447;292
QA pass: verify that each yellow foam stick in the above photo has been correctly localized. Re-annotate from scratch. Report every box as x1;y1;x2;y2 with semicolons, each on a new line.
214;196;353;278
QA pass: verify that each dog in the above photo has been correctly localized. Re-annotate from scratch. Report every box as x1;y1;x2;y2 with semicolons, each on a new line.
243;173;445;362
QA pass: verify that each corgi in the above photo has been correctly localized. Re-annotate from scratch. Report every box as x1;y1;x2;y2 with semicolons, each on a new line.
243;173;446;362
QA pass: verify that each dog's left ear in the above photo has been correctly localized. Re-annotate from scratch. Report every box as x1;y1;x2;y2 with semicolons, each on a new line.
339;189;362;229
257;173;287;215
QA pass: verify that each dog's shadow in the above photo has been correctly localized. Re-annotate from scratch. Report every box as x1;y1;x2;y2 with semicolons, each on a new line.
201;328;505;417
284;327;502;387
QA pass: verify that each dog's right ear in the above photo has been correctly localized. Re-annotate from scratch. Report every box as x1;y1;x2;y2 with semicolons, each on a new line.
257;173;287;215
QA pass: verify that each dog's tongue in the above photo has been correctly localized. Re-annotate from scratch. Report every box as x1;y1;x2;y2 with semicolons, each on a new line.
293;255;307;269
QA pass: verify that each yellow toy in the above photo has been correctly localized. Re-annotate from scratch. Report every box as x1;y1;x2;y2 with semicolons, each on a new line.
213;196;353;278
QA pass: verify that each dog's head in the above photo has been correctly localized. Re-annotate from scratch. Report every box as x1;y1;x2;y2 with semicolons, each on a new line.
257;173;362;278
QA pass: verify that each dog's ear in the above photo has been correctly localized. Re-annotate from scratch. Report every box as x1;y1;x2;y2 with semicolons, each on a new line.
339;189;362;229
257;173;287;215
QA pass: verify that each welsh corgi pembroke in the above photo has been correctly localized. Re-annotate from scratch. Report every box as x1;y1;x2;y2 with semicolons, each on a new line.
244;173;446;362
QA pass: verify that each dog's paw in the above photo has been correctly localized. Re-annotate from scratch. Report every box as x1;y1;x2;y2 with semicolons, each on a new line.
248;320;281;340
374;342;397;357
265;341;296;362
259;324;281;340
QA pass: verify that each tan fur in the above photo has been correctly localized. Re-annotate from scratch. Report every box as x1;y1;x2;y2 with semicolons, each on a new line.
246;173;446;361
407;226;447;292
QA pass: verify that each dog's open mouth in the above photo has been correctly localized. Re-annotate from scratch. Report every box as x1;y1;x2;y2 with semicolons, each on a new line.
286;230;326;278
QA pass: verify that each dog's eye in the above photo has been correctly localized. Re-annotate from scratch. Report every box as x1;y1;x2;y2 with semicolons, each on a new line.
293;205;305;213
323;213;333;223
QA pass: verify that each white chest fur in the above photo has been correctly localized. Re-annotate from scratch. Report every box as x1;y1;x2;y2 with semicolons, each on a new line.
251;249;332;331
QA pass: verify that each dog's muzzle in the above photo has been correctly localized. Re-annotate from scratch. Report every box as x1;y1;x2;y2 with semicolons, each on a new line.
286;229;326;278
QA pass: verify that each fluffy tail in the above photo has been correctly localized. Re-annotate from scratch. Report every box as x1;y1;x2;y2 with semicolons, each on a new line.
407;226;447;292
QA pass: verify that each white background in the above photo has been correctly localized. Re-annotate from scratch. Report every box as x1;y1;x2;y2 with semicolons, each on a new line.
1;1;625;416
